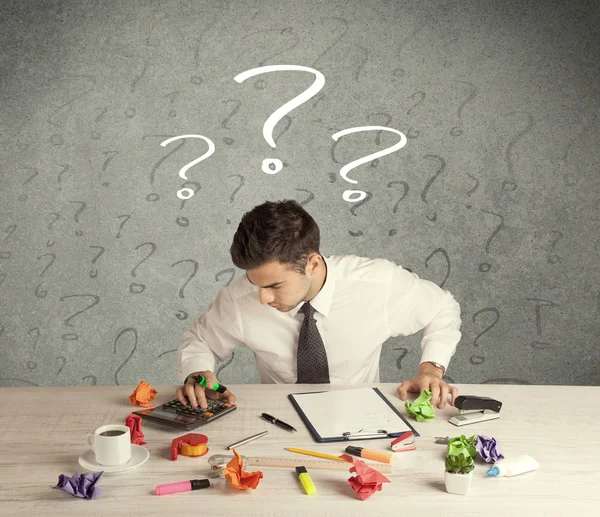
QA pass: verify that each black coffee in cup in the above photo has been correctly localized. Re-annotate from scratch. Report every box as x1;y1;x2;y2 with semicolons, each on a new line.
99;430;126;437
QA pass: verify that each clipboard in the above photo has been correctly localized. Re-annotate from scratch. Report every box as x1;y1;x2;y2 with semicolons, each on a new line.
288;387;419;443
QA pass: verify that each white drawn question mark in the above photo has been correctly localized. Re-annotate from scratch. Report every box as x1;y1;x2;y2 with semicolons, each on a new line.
234;65;325;174
331;126;407;202
160;134;215;200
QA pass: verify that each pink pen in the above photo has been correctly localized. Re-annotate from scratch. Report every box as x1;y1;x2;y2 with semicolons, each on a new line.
156;479;210;495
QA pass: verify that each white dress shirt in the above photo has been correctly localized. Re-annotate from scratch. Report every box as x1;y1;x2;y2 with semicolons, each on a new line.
177;255;462;384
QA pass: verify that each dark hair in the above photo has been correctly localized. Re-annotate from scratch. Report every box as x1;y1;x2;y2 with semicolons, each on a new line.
230;200;320;273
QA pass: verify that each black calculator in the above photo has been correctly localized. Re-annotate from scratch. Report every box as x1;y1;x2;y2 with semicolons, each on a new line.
132;398;237;431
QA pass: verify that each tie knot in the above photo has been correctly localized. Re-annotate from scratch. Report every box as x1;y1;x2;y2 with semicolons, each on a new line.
300;302;315;317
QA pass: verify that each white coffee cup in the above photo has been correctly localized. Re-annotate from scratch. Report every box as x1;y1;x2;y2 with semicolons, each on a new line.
86;424;132;466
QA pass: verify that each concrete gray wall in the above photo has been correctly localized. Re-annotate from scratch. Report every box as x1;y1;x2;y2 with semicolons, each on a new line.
1;0;599;388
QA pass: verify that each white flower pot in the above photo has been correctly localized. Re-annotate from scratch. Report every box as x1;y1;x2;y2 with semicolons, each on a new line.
444;470;473;495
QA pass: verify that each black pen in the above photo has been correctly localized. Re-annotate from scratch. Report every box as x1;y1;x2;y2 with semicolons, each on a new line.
261;413;297;432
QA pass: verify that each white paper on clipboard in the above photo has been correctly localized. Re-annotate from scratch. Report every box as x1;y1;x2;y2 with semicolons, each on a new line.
289;387;417;441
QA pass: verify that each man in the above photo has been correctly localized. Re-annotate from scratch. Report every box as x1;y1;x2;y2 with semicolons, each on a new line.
176;200;462;412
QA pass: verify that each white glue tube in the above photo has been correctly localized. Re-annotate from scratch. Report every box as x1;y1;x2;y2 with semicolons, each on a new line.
487;455;540;477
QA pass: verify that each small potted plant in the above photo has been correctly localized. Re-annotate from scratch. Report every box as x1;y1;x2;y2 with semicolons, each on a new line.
444;452;475;495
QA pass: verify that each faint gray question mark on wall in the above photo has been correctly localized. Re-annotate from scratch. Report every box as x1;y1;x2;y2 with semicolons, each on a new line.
89;246;105;278
366;112;393;167
216;353;236;378
503;111;534;189
387;180;409;236
69;201;87;237
160;135;215;200
129;242;156;294
479;209;504;272
331;126;407;203
294;188;314;206
526;298;558;350
55;356;67;377
26;327;40;371
59;294;100;341
406;91;425;139
91;106;107;140
234;65;325;174
394;347;409;370
100;150;119;187
421;155;445;222
56;164;69;191
242;26;301;73
171;258;199;320
465;173;480;209
142;134;185;202
226;174;246;224
164;91;180;118
348;192;373;237
547;231;563;264
469;307;500;365
35;252;55;299
176;181;201;227
47;212;60;232
115;214;131;239
424;248;451;288
114;327;138;386
450;81;478;136
216;268;235;286
221;100;242;145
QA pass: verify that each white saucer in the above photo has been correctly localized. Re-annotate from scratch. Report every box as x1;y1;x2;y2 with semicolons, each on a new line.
78;444;149;475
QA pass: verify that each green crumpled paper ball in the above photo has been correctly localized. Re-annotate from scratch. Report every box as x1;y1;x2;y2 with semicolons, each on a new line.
405;389;435;421
447;434;478;458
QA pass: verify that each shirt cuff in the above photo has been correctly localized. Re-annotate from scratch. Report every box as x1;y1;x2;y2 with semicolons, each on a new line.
178;359;215;384
419;343;456;374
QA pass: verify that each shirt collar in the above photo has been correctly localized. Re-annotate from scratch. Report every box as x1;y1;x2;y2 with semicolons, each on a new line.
288;255;335;318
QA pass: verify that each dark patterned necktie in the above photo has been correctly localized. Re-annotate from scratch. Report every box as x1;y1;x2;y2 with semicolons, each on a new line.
296;302;331;383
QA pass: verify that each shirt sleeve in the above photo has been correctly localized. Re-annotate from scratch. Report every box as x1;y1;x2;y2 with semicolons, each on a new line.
176;285;245;383
385;263;462;373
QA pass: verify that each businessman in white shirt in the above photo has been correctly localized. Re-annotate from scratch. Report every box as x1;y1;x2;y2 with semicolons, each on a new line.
176;200;462;411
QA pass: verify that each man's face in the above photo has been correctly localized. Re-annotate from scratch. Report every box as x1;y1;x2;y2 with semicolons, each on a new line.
246;260;312;312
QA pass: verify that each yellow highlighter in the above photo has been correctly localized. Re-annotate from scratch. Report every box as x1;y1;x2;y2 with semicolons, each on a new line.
296;466;316;495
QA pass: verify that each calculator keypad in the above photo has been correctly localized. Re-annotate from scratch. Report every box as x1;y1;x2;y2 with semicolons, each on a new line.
161;399;228;419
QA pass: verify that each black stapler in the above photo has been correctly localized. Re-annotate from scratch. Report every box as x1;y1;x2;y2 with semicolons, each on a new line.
449;396;502;427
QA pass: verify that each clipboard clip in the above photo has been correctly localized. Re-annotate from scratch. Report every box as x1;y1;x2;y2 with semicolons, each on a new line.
449;396;502;427
342;429;389;440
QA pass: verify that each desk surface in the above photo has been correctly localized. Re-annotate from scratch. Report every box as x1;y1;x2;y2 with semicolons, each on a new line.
1;383;599;517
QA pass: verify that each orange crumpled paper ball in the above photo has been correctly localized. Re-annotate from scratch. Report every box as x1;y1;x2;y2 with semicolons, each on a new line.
128;381;157;408
223;449;263;490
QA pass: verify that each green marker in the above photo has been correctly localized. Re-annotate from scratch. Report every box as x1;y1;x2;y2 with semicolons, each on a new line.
189;374;227;394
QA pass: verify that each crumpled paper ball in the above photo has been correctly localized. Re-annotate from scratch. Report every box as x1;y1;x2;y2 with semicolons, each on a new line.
128;380;157;408
51;471;103;499
125;413;147;445
475;435;504;463
405;389;435;421
447;434;477;458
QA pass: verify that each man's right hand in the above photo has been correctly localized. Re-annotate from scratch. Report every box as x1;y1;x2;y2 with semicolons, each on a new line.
176;370;237;410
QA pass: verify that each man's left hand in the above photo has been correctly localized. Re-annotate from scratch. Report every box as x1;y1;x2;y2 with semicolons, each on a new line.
397;362;458;409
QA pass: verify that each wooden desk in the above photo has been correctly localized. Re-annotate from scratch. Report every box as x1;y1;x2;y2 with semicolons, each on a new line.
1;383;599;516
